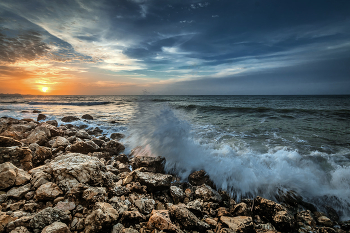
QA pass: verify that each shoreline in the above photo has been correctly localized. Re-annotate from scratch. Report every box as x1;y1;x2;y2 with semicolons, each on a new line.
0;113;349;233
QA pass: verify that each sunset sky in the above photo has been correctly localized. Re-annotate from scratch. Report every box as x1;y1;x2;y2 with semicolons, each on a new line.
1;0;350;95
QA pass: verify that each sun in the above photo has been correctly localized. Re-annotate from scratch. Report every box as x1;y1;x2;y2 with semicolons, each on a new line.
41;87;49;93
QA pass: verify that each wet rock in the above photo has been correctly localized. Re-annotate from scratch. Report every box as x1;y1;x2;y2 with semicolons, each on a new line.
272;210;294;231
253;196;285;219
33;110;41;113
112;185;131;196
276;189;303;207
41;221;71;233
35;182;63;201
25;126;51;145
0;162;31;190
82;187;108;203
46;120;58;127
169;204;210;230
195;184;222;202
325;205;339;222
170;186;185;204
29;207;70;232
186;199;203;215
7;183;31;199
76;130;91;139
84;202;119;233
220;216;254;233
6;215;32;232
81;114;93;120
0;136;22;147
318;216;333;227
134;171;173;190
147;210;180;232
61;116;79;123
188;170;215;188
0;146;32;171
110;133;124;140
231;202;252;217
132;156;165;173
33;146;52;166
70;141;99;154
51;137;69;148
37;114;46;122
47;153;114;191
102;140;125;155
0;130;22;141
9;226;31;233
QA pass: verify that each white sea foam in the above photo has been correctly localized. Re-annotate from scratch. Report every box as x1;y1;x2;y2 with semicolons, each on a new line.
127;104;350;220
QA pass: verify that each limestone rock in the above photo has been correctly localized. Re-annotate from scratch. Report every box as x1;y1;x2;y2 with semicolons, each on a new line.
61;116;79;123
132;156;165;173
0;146;32;171
41;221;71;233
70;141;99;154
0;136;22;147
35;182;63;201
134;171;172;190
84;202;119;233
29;207;70;231
102;140;125;155
0;162;30;190
52;137;69;148
169;204;210;230
220;216;254;233
7;183;31;199
147;210;179;232
195;184;222;202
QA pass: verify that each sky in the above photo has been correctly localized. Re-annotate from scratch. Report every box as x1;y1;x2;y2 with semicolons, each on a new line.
0;0;350;95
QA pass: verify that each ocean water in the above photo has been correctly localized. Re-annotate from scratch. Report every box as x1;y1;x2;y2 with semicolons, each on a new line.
1;95;350;219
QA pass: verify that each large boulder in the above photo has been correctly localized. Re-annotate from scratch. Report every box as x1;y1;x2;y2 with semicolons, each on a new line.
169;204;210;230
0;136;22;147
0;162;31;190
84;202;119;233
134;170;172;190
70;141;99;154
76;130;91;139
0;146;32;171
29;207;70;232
131;156;165;173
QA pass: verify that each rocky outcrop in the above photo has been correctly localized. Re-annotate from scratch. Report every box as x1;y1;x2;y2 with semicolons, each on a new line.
169;204;210;230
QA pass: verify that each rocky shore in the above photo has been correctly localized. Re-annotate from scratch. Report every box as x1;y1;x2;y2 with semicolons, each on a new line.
0;114;349;233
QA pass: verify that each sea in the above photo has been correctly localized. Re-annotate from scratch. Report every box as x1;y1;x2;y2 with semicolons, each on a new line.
1;95;350;219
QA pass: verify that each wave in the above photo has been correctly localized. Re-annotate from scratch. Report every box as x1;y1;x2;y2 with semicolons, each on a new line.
127;104;350;220
28;101;113;106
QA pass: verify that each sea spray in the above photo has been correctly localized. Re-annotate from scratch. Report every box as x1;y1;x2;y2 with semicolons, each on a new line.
126;103;350;220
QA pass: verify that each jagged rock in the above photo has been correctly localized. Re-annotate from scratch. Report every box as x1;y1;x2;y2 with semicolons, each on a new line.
147;210;180;232
253;196;285;219
33;146;52;166
109;196;131;214
0;212;16;232
169;204;210;230
8;200;25;211
120;211;145;224
29;207;70;232
52;137;69;148
132;156;165;173
29;166;52;189
47;153;114;192
296;210;316;228
37;114;46;122
0;162;31;190
61;116;79;123
25;126;51;145
102;140;125;155
82;187;108;203
170;186;185;204
272;210;294;231
112;185;131;196
9;226;30;233
0;146;32;171
134;171;172;190
111;223;124;233
217;207;231;217
55;201;76;211
40;123;64;137
0;136;22;147
7;183;31;199
318;216;333;227
186;200;203;214
70;141;99;154
220;216;254;233
70;217;85;231
110;133;124;140
41;221;71;233
76;130;91;139
84;202;119;233
23;203;38;212
195;184;222;202
81;114;93;120
35;182;63;201
231;202;252;216
205;217;218;227
188;170;214;187
130;195;155;214
6;215;32;232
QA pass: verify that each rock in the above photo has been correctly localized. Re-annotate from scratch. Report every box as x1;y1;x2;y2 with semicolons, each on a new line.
33;146;52;166
76;130;91;139
55;201;76;211
29;166;52;189
0;162;30;190
111;223;124;233
46;120;58;127
102;140;125;155
33;110;41;113
195;184;222;202
70;217;85;231
40;123;64;137
253;196;285;219
25;126;51;145
6;216;32;232
23;203;38;212
70;141;99;154
52;137;69;148
37;114;46;122
147;210;179;232
205;217;218;227
132;156;165;173
220;216;254;233
41;221;71;233
0;212;16;232
0;146;32;171
47;153;114;191
29;207;70;232
231;202;252;216
276;189;303;207
35;182;63;201
188;170;214;187
7;183;31;199
8;200;25;211
0;136;22;147
169;204;210;230
61;116;79;122
170;186;185;204
132;196;155;214
81;114;93;120
120;211;145;224
110;133;124;140
318;216;333;227
134;171;172;190
272;210;294;231
9;226;31;233
84;202;119;233
325;205;339;222
186;200;203;214
112;185;131;196
82;187;108;203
